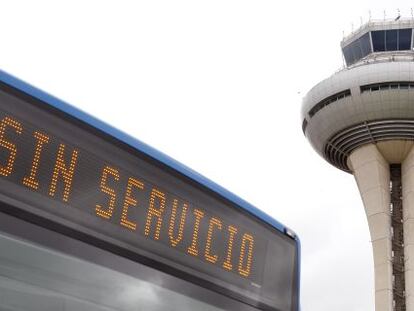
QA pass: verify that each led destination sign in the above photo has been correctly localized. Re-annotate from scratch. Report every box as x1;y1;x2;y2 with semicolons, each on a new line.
0;83;298;311
0;112;259;278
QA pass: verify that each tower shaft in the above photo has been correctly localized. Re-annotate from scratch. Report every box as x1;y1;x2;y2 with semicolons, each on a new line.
350;145;394;311
402;149;414;310
349;143;414;311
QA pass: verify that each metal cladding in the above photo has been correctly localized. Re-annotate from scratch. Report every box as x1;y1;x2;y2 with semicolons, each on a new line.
325;119;414;172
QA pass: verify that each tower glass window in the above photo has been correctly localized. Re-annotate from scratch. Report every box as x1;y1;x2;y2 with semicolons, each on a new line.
342;32;372;66
351;42;363;62
372;28;412;52
372;30;386;52
360;32;371;57
386;29;398;50
342;45;355;65
399;28;412;50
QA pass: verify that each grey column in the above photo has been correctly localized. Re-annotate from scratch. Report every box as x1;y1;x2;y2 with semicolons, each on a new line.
349;144;393;311
402;147;414;310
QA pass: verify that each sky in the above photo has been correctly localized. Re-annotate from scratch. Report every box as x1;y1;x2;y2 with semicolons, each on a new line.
1;1;414;310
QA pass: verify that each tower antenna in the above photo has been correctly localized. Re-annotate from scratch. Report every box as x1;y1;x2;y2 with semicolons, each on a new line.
395;8;401;21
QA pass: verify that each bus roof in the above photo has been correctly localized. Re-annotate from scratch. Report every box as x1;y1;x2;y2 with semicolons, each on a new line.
0;69;296;241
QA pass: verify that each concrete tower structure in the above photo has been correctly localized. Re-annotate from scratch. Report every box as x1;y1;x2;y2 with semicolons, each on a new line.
302;18;414;311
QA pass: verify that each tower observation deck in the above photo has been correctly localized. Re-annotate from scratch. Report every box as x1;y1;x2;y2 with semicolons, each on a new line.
302;18;414;311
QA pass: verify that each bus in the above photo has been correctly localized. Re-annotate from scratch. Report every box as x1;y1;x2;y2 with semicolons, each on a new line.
0;70;300;311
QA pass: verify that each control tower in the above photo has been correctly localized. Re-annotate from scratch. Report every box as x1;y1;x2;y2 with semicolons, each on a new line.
302;18;414;311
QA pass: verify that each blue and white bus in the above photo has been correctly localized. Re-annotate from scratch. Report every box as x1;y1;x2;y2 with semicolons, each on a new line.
0;70;300;311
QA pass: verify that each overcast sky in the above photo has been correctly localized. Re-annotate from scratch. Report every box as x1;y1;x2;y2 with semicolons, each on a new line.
2;1;414;310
